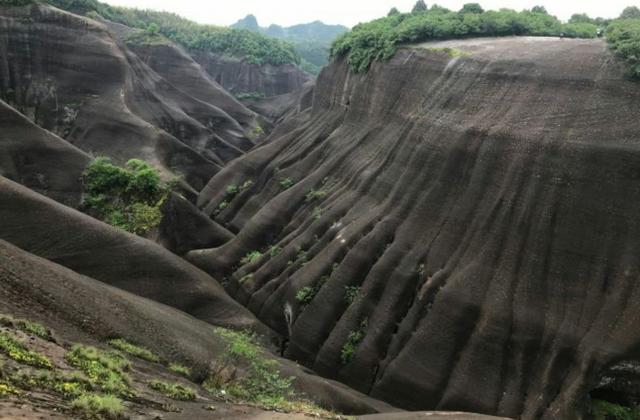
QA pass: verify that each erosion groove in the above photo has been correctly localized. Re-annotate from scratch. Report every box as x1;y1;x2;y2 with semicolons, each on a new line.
187;37;640;419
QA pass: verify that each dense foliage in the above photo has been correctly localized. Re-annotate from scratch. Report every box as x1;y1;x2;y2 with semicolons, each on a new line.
607;18;640;78
33;0;300;66
83;157;171;235
331;3;603;72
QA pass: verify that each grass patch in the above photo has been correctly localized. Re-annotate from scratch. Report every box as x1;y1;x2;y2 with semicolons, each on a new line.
0;382;21;397
65;345;131;397
0;331;53;369
168;363;191;377
10;369;90;399
425;47;468;58
0;315;52;340
108;339;160;363
71;393;125;419
149;380;196;401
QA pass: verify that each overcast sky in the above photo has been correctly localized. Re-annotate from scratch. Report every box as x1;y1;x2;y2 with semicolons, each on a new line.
103;0;639;28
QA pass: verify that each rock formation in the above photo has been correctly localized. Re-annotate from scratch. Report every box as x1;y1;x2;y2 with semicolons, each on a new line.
187;37;640;419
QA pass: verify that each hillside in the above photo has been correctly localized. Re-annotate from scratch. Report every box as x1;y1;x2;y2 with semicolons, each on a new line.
2;1;640;420
232;14;348;74
187;36;640;419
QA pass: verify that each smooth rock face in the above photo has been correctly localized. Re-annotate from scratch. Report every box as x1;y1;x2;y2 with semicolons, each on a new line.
0;99;89;206
187;37;640;419
0;4;258;190
192;51;312;97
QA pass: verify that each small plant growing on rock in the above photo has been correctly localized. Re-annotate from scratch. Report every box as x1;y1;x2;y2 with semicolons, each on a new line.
108;338;160;363
168;363;191;377
65;345;131;397
279;178;295;190
149;380;196;401
241;251;263;265
295;287;315;305
71;393;125;419
305;189;327;202
344;286;361;305
340;319;368;365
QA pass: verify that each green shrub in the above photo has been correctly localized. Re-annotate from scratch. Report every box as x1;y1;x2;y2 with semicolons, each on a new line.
10;369;89;399
71;394;125;419
168;363;191;377
340;319;368;364
344;286;361;305
108;339;160;363
279;178;295;190
0;315;52;340
206;329;294;408
305;189;327;202
149;380;196;401
607;18;640;78
296;276;328;306
83;157;170;235
0;331;53;369
241;250;263;265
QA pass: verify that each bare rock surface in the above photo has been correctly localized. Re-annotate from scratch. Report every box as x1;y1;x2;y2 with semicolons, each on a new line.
187;37;640;419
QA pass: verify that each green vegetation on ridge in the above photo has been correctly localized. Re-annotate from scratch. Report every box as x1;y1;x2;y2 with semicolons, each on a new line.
331;2;605;72
0;0;300;66
83;157;172;235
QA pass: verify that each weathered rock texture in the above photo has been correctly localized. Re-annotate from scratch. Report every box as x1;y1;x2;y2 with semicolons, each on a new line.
0;98;89;206
0;4;258;190
0;238;397;415
187;37;640;419
192;51;312;97
0;175;262;332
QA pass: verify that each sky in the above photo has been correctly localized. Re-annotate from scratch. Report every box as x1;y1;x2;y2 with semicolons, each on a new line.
103;0;639;28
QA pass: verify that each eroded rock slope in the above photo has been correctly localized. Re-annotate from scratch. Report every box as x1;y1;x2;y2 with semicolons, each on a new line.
0;4;260;190
187;37;640;419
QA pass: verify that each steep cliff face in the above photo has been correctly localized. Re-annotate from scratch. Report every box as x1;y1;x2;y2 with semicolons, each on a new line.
0;4;259;190
192;51;312;97
187;37;640;419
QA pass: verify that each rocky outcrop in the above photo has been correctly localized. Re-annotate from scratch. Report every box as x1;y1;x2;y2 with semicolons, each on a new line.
0;175;263;332
0;4;257;190
0;238;398;415
192;51;312;97
187;37;640;419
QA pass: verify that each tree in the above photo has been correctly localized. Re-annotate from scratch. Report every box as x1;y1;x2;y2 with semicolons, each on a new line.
146;22;159;35
620;6;640;19
569;13;594;24
412;0;427;13
387;7;400;16
531;6;548;14
460;3;484;14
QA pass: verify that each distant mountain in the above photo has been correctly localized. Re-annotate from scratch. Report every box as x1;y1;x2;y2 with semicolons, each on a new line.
232;15;349;74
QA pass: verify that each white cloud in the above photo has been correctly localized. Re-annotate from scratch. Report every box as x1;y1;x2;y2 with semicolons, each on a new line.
102;0;638;28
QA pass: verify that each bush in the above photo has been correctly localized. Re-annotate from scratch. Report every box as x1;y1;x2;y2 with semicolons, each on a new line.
71;394;125;419
279;178;295;190
65;345;131;396
591;399;640;420
240;250;263;265
331;6;600;72
168;363;191;377
83;157;170;235
607;18;640;78
340;319;368;364
148;380;196;401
